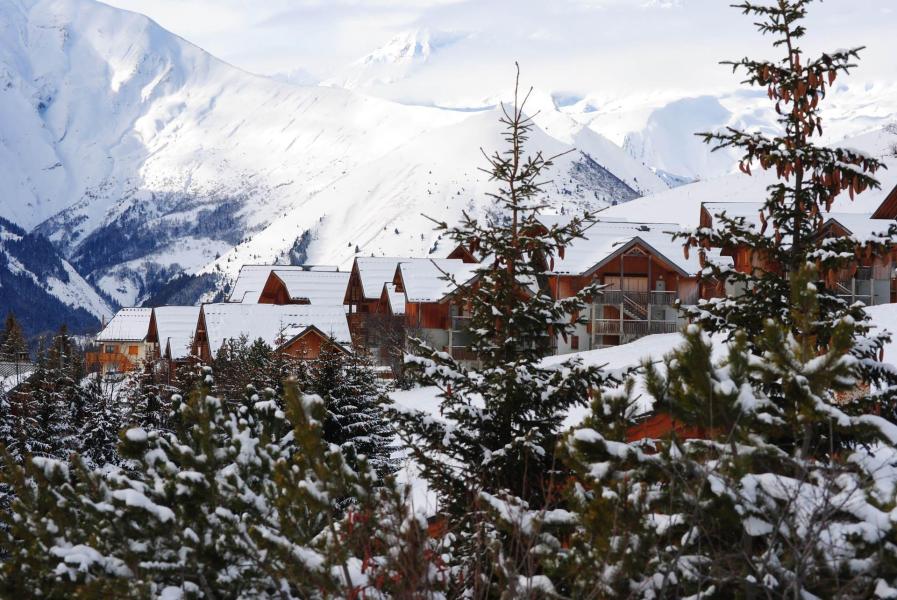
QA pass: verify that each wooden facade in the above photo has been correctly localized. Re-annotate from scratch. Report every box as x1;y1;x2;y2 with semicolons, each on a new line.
626;412;715;443
549;238;704;349
258;273;300;305
280;326;350;360
701;197;897;305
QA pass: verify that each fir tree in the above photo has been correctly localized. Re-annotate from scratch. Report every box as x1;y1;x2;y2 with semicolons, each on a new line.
677;0;897;422
392;67;611;595
309;344;394;477
79;373;123;467
26;336;75;460
121;365;170;432
0;312;28;363
560;3;897;595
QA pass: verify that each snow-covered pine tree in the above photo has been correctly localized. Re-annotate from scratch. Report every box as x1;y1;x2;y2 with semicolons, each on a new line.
677;0;897;422
121;364;170;432
25;333;75;460
559;3;897;595
211;336;306;402
565;266;897;597
391;66;612;595
79;373;123;467
309;343;394;477
0;372;441;597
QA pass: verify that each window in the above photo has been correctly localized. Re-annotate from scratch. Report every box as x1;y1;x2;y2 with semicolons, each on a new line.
105;345;117;354
128;345;139;356
571;335;580;350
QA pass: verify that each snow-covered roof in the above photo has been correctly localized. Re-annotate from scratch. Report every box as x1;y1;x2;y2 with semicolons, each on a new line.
151;306;201;360
545;218;713;276
271;269;350;305
228;265;336;303
397;258;479;303
703;202;895;243
354;257;408;299
200;303;351;354
824;213;895;242
383;283;406;315
702;202;765;230
97;308;152;342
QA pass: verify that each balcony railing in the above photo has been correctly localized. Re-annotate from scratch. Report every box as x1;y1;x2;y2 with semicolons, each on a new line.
592;319;680;337
596;290;680;307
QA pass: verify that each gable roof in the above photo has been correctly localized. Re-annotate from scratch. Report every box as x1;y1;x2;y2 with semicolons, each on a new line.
282;325;353;356
229;264;338;303
150;306;201;360
703;202;894;243
381;283;406;315
351;257;408;300
199;304;351;354
269;269;350;305
542;218;713;277
396;258;479;303
97;308;152;342
823;212;894;242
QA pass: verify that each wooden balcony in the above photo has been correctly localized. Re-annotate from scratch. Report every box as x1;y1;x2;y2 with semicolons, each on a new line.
592;319;680;337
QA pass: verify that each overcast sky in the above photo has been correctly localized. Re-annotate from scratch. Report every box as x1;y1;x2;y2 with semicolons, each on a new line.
102;0;897;104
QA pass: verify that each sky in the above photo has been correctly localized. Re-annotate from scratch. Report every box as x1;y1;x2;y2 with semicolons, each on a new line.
102;0;897;105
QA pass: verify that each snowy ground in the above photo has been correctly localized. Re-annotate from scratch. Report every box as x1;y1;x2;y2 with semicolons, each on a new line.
1;368;34;394
390;304;897;512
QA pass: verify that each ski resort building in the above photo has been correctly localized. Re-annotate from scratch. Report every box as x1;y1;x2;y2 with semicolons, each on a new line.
193;304;351;363
700;199;897;306
87;308;153;374
541;217;726;352
389;258;480;361
146;306;201;377
344;257;418;350
258;269;350;306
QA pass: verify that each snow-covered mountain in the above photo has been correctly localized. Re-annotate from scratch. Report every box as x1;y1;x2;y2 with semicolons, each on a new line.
0;0;666;318
599;127;897;228
0;217;112;337
323;28;465;92
563;84;897;182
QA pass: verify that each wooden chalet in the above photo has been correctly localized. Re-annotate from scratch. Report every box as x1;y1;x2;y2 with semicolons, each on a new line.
258;269;350;306
344;257;420;349
541;217;726;351
193;303;351;363
390;258;479;361
146;306;201;379
701;194;897;306
87;308;153;374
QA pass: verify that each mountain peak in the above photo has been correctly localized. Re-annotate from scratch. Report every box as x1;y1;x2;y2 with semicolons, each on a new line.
325;28;465;90
361;28;434;67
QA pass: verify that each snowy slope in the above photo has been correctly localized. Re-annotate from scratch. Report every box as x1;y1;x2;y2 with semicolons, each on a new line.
0;0;667;311
569;84;897;182
601;127;897;229
0;217;112;336
200;106;667;278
